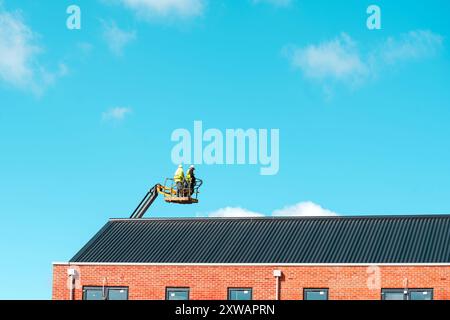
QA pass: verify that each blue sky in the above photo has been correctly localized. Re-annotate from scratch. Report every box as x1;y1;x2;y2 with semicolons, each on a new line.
0;0;449;299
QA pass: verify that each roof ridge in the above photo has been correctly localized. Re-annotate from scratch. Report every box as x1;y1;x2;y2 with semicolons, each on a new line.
109;214;450;222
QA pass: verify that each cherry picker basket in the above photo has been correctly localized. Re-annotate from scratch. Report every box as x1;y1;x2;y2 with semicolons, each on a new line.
162;177;203;204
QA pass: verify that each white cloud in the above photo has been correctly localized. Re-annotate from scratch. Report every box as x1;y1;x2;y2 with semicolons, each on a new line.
102;107;132;121
103;21;136;56
0;7;66;94
287;33;369;86
252;0;292;7
208;207;264;218
206;201;338;218
272;201;337;217
379;30;443;64
0;9;38;88
110;0;205;20
286;30;444;91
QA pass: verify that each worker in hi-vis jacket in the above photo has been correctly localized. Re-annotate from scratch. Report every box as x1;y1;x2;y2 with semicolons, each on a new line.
174;164;185;196
185;165;196;196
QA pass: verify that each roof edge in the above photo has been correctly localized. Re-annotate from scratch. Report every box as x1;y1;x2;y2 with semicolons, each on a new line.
55;262;450;267
109;214;450;222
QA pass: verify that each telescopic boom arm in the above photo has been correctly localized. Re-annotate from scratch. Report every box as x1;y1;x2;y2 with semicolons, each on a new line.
129;184;161;219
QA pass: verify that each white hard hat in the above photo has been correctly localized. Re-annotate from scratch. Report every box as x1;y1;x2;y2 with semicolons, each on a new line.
189;165;195;169
178;164;183;168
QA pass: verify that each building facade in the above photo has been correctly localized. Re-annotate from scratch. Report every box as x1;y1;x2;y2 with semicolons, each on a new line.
52;215;450;300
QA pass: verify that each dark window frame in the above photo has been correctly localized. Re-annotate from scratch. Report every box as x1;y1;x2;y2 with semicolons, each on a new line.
303;288;329;300
228;288;253;300
381;289;406;300
166;287;190;300
381;288;434;300
82;286;129;300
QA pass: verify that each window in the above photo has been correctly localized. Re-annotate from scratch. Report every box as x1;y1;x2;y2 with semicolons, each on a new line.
409;289;433;300
382;289;405;300
381;289;433;301
83;287;128;300
228;288;252;300
84;287;103;300
107;288;129;300
166;288;190;300
304;289;329;300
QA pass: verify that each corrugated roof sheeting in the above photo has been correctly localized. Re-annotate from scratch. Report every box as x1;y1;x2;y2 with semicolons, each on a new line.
70;216;450;263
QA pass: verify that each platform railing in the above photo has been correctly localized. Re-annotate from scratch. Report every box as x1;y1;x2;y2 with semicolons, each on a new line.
163;177;202;200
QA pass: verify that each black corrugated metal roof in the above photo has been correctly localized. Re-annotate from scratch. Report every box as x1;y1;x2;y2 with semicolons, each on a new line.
70;215;450;264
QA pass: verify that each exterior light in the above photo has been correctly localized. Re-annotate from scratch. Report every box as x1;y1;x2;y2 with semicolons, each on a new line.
67;268;77;276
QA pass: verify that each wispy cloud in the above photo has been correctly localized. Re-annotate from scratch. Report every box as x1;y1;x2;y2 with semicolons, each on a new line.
378;30;443;64
0;7;66;94
285;30;444;93
287;33;369;87
272;201;337;217
252;0;292;7
206;201;338;218
102;21;136;56
208;207;264;218
108;0;205;20
102;107;133;122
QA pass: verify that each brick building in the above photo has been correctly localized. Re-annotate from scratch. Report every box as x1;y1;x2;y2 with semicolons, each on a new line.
52;215;450;300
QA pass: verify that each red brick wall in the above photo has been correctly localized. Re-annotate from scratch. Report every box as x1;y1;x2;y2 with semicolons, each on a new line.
52;264;450;300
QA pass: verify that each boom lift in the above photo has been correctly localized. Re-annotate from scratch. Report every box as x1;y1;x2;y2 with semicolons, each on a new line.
130;177;203;219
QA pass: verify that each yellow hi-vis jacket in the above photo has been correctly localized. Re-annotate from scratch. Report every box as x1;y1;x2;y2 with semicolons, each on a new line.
174;167;185;183
186;169;194;183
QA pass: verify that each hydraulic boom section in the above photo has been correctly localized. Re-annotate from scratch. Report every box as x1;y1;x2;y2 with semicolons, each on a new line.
129;178;203;219
129;184;162;219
